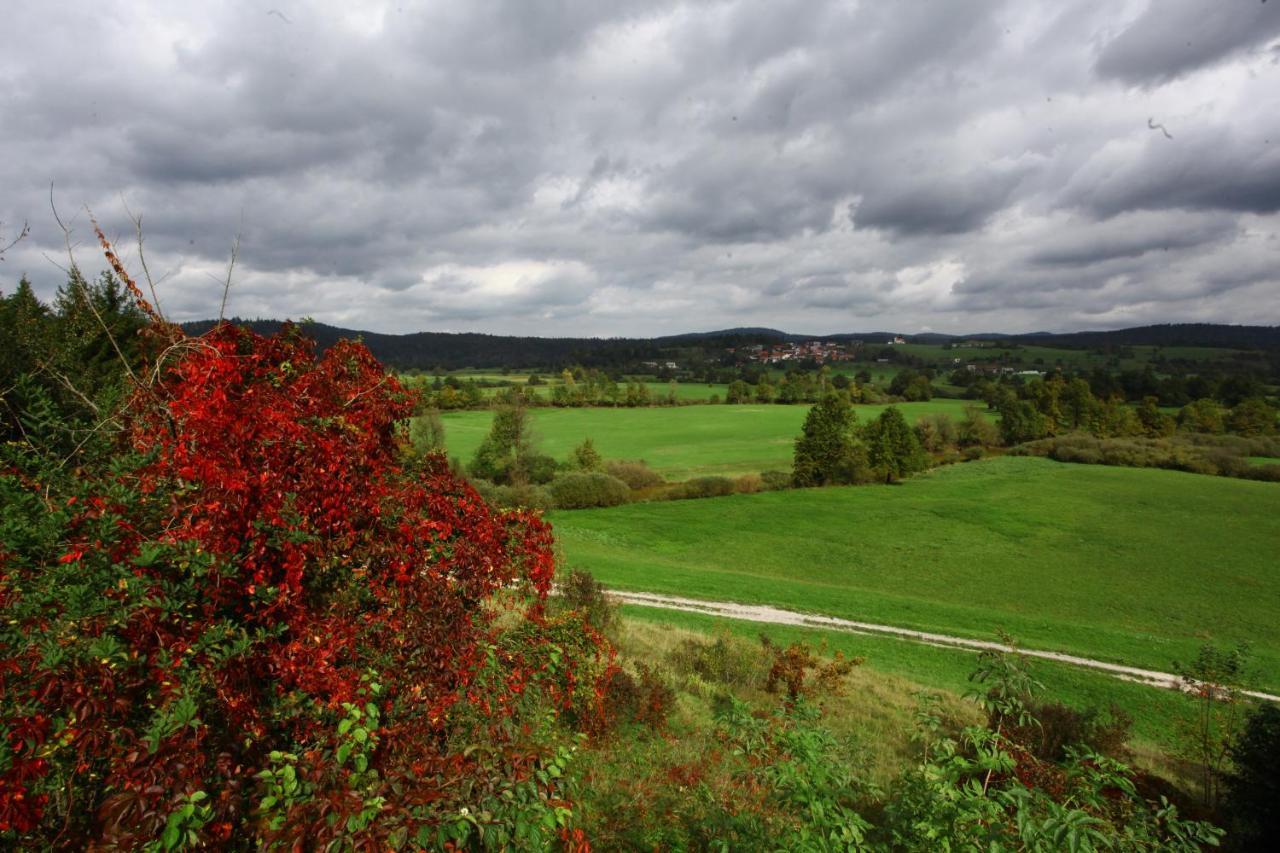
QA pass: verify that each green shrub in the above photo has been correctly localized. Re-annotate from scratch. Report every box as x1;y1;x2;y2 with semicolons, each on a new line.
469;479;554;511
759;470;793;490
549;471;631;509
667;630;766;690
1242;463;1280;482
734;473;763;494
675;476;736;500
605;459;664;490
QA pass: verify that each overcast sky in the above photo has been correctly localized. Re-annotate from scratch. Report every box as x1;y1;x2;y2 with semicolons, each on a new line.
2;0;1279;336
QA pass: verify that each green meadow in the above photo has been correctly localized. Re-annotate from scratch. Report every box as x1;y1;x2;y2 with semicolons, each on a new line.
550;456;1280;692
437;399;984;480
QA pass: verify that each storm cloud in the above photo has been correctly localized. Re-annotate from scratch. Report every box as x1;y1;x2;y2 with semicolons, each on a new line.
1;0;1278;335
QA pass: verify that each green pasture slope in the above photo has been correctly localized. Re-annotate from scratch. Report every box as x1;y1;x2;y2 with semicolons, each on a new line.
550;456;1280;693
435;399;983;480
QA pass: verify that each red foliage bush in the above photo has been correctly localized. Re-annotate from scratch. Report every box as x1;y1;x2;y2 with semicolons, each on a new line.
1;265;605;847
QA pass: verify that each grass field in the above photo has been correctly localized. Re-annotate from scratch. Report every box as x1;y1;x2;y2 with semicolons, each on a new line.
617;607;1201;751
436;399;985;480
550;456;1280;692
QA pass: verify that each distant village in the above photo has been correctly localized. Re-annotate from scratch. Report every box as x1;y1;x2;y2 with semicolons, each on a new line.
724;337;1045;378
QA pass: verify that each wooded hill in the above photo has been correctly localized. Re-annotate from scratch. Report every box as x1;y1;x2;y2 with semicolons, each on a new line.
182;319;1280;371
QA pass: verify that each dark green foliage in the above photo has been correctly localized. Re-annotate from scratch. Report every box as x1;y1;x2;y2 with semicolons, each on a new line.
1228;398;1277;437
889;369;933;401
792;393;868;486
1;270;145;451
1179;398;1226;434
998;398;1050;445
865;406;927;483
1223;703;1280;850
548;471;631;509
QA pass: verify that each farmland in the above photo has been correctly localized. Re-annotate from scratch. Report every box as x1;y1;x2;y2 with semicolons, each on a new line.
438;399;986;479
551;456;1280;693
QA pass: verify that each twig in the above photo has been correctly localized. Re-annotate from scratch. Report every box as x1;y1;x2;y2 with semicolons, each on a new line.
0;219;29;259
217;219;242;323
122;196;166;321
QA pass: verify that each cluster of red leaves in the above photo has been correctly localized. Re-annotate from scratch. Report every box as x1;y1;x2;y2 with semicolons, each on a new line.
1;318;602;847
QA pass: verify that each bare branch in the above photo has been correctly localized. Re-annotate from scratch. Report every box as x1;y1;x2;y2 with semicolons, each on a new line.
122;196;166;322
0;219;30;259
218;220;242;324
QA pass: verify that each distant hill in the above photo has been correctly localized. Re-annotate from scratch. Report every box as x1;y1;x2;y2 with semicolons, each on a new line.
181;319;1280;370
983;324;1280;351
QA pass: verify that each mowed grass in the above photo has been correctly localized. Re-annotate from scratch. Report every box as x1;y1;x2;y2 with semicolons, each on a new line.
550;456;1280;692
436;399;983;480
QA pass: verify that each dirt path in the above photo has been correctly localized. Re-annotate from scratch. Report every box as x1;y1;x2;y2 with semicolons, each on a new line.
610;589;1280;704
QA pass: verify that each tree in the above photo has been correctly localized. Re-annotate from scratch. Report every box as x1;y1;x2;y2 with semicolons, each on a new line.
997;399;1048;446
1222;702;1280;849
792;393;866;487
570;436;603;471
1136;396;1175;437
1228;397;1277;436
865;406;927;483
754;377;776;403
409;409;446;455
471;403;535;483
957;405;999;447
1178;398;1225;434
726;379;752;404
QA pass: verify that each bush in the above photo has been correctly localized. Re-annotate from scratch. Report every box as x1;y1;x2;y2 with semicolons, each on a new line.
549;471;632;509
667;630;766;690
0;310;604;847
1242;463;1280;482
1005;701;1133;762
472;479;555;511
1222;703;1280;849
605;459;664;490
961;446;985;461
760;636;861;700
675;476;736;500
734;473;763;494
914;413;957;452
760;470;793;490
556;568;617;634
600;663;676;731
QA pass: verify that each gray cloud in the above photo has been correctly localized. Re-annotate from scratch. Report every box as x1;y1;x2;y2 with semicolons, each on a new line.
1;0;1277;335
1096;0;1280;84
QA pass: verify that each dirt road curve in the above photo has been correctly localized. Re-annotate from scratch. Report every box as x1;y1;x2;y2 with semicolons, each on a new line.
609;589;1280;704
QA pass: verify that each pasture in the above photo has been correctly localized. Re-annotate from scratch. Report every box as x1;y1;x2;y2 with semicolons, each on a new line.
550;456;1280;692
436;399;984;480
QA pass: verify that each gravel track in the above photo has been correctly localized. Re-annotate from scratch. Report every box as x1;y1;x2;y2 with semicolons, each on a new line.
610;589;1280;704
